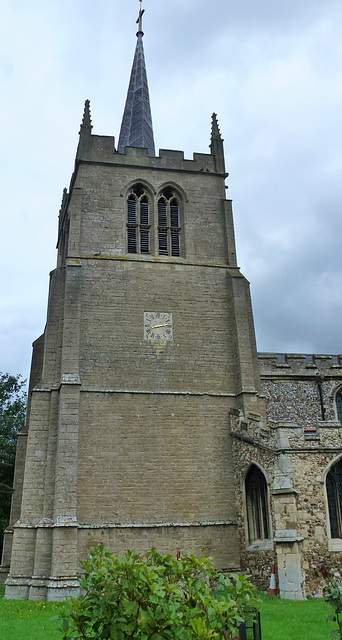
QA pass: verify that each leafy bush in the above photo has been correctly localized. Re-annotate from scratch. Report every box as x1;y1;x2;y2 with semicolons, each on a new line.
59;546;257;640
323;579;342;640
317;560;342;640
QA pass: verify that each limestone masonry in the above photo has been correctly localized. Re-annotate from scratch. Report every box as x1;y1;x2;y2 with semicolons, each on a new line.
1;12;342;601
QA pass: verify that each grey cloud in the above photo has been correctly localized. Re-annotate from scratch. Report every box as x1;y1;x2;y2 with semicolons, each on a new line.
0;0;341;380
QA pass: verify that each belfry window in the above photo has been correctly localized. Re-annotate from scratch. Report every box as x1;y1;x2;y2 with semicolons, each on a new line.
327;459;342;538
336;391;342;423
157;188;181;257
127;184;150;254
245;465;270;544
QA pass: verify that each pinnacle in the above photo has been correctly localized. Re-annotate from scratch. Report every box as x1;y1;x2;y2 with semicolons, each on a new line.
80;99;93;131
60;188;68;213
211;113;222;142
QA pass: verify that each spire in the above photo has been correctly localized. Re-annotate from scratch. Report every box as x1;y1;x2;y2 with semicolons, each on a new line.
117;1;155;156
210;113;226;174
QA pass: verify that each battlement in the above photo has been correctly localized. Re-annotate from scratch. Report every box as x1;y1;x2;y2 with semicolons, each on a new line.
78;134;219;174
258;352;342;376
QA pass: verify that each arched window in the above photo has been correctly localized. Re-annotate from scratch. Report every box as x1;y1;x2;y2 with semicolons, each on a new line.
336;391;342;424
327;459;342;538
126;184;150;254
245;465;270;544
157;187;181;257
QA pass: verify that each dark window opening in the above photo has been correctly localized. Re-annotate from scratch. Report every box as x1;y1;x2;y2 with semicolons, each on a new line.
158;230;168;255
245;465;270;544
327;459;342;538
336;392;342;423
157;189;181;257
127;196;137;224
158;199;168;227
127;227;137;253
127;185;150;255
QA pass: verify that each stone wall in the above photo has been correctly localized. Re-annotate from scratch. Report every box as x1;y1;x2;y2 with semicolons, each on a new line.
233;352;342;598
3;131;265;600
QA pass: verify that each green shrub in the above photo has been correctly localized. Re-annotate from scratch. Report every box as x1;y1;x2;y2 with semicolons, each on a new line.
59;546;257;640
323;579;342;640
317;560;342;640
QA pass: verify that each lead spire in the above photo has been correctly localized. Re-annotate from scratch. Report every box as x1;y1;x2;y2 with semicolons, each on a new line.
117;1;155;156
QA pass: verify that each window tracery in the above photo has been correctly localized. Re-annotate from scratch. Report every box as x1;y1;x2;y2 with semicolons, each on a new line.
126;184;150;254
157;187;181;257
327;459;342;538
336;390;342;423
245;465;270;544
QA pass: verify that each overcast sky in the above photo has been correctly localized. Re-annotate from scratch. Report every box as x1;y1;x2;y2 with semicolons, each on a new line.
1;0;342;382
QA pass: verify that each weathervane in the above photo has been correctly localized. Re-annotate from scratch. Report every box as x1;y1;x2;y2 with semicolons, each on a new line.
136;0;145;34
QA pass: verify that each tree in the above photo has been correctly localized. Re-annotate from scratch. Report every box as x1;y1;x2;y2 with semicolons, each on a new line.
0;373;26;556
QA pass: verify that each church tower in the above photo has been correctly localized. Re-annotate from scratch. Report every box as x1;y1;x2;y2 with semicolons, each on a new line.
3;6;266;600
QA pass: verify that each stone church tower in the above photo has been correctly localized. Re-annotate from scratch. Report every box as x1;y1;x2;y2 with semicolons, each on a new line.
2;8;266;600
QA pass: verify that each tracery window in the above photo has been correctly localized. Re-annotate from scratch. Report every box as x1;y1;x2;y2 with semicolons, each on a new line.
336;391;342;424
127;184;150;254
245;465;270;544
157;187;181;257
327;459;342;538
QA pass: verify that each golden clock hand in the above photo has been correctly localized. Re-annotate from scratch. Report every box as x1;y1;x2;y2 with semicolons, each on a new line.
151;323;170;329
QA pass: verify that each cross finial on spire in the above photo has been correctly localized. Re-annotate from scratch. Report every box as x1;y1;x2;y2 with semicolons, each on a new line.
136;0;145;36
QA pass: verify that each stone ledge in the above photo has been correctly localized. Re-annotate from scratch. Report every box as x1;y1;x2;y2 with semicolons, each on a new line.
274;529;304;543
328;539;342;552
9;519;239;530
246;539;273;552
272;488;299;497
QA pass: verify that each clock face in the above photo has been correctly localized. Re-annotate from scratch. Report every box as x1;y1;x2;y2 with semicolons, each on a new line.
144;312;173;341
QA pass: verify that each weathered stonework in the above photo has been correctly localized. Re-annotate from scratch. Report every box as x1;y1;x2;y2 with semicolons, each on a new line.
2;24;341;600
232;354;342;599
2;102;270;600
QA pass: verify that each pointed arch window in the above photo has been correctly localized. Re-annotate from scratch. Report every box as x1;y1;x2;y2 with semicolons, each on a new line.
336;391;342;424
327;459;342;538
245;465;270;544
127;184;150;254
157;187;181;257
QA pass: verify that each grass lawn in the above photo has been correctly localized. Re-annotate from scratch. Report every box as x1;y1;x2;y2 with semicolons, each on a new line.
0;585;65;639
0;588;338;640
258;595;337;640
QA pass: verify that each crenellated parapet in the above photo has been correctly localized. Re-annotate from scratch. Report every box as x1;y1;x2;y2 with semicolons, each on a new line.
76;134;221;174
258;352;342;376
255;353;342;448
